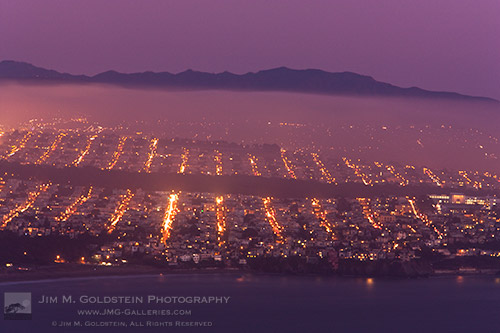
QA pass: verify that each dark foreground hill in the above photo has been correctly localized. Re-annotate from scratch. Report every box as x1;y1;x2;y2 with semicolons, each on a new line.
1;161;498;198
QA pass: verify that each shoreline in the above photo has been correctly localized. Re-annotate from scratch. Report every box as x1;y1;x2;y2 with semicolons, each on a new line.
1;264;499;285
0;265;246;284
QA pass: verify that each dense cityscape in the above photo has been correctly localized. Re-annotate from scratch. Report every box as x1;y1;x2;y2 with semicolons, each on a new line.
1;118;499;279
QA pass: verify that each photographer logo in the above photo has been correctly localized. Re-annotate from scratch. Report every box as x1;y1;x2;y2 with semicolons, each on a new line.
4;292;32;320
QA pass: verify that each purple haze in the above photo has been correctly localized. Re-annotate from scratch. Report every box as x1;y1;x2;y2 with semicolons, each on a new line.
0;0;499;99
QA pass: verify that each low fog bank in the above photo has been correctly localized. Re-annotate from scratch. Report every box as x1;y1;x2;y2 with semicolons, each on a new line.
1;82;499;171
1;82;498;127
0;83;500;127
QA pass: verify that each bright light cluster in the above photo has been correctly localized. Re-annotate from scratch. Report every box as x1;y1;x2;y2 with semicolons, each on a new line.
161;193;180;243
106;136;128;170
107;189;134;233
280;149;296;179
73;134;98;166
55;187;93;222
343;157;372;186
1;183;51;228
36;132;66;164
311;153;335;184
214;150;223;176
248;154;262;176
143;138;158;173
262;197;284;242
179;148;189;173
215;195;226;247
6;131;33;158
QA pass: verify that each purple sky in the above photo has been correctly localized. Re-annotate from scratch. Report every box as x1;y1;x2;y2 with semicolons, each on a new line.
1;0;499;99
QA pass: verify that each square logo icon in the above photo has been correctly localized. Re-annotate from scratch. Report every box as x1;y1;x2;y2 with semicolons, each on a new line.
4;292;32;320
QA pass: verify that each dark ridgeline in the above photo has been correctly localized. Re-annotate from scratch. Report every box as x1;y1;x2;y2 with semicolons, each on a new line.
0;60;496;102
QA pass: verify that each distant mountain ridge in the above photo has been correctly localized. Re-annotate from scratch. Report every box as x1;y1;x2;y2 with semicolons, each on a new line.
0;60;496;102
